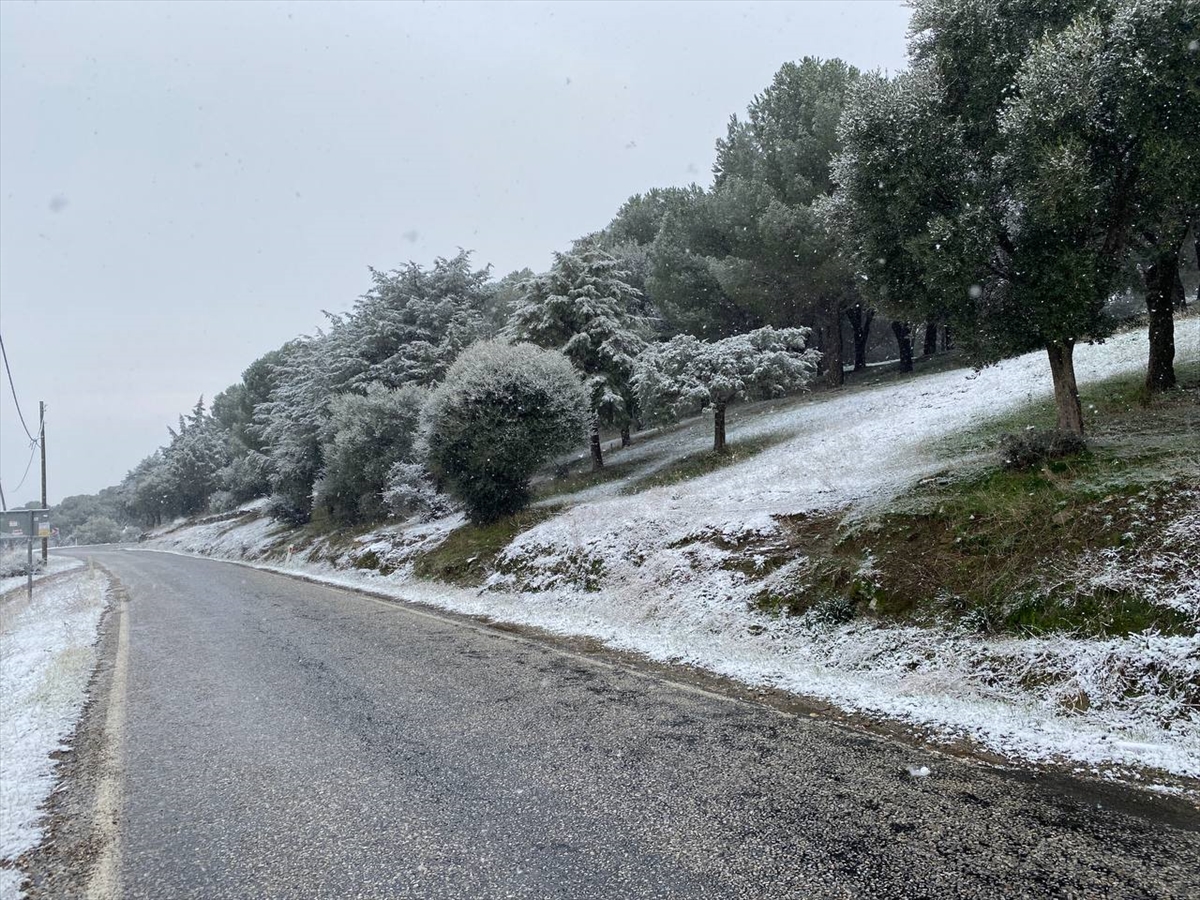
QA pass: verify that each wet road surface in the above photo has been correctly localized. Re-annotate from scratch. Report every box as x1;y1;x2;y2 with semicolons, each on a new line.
75;549;1199;899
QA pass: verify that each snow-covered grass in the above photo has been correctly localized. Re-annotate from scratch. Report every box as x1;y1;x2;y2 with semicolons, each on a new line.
0;554;84;598
1;566;110;898
146;322;1200;784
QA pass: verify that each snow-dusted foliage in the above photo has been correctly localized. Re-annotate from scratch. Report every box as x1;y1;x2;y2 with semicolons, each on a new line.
254;253;492;524
214;450;273;507
423;340;590;523
118;399;232;525
257;336;334;523
381;461;456;522
162;398;232;516
824;62;965;325
315;384;427;525
635;326;820;451
324;250;490;391
506;246;649;447
832;0;1198;430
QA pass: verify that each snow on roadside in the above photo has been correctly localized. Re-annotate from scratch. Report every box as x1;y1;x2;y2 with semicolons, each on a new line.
144;323;1200;782
0;555;84;599
144;552;1198;781
1;566;110;898
152;509;290;561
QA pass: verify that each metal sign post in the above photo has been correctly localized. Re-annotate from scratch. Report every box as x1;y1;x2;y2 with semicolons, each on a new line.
2;509;52;601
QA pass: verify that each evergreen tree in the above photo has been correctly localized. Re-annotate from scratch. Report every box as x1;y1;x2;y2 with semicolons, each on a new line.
324;250;490;391
315;384;426;525
257;336;334;523
507;247;650;468
827;0;1194;435
706;57;863;383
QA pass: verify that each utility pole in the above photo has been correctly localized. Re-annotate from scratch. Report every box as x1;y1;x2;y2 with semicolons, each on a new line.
40;400;48;562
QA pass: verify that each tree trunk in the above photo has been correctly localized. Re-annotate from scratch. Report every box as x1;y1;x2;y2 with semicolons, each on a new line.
1046;341;1084;436
891;321;914;373
923;320;938;356
1144;249;1178;392
845;304;874;371
620;425;631;448
713;400;727;454
942;325;953;352
824;303;845;387
590;420;604;471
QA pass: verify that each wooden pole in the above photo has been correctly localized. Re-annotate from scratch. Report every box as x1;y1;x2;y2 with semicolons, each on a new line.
40;401;48;562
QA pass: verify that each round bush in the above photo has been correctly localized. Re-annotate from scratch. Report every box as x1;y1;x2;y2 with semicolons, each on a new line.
423;340;589;524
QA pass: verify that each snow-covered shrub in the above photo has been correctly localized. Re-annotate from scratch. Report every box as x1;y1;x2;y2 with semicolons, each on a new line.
315;384;426;525
0;546;43;578
73;515;123;546
206;490;238;514
999;428;1086;470
423;340;590;524
216;450;273;506
381;461;455;522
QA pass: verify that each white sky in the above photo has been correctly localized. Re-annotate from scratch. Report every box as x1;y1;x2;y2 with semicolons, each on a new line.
0;0;911;503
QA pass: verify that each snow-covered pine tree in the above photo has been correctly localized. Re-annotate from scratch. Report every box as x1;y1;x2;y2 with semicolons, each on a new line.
256;335;334;523
506;246;650;469
634;326;820;453
161;397;232;516
120;451;174;527
323;250;491;392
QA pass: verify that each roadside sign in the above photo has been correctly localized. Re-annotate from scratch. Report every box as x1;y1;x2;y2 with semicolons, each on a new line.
1;509;50;539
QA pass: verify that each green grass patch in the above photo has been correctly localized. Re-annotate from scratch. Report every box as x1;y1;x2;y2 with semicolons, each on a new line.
730;362;1199;638
412;504;564;587
622;433;789;495
533;455;643;501
940;358;1200;454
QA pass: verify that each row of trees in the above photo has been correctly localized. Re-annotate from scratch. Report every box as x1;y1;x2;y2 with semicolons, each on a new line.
58;0;1194;537
828;0;1197;432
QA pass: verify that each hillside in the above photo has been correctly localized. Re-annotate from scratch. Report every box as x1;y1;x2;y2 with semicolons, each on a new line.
145;321;1200;785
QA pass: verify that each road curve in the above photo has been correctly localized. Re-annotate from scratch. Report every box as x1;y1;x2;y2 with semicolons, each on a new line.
65;549;1198;899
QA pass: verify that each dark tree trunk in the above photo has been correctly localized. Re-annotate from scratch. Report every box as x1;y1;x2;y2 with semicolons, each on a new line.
891;321;914;373
923;320;938;356
713;400;727;454
620;425;631;448
845;304;874;371
1145;249;1178;392
824;303;845;387
590;420;604;471
942;326;953;352
1046;341;1084;436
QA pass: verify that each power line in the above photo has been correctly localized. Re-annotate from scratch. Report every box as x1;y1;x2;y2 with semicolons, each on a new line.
0;332;37;443
10;440;39;494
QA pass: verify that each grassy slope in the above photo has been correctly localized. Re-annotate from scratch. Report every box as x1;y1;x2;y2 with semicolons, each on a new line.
416;357;1197;634
192;343;1196;640
739;361;1199;637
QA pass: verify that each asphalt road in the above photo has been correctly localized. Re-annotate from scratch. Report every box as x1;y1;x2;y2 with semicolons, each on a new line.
70;549;1199;899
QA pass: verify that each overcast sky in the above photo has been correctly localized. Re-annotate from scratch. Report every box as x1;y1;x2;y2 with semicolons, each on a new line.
0;0;911;504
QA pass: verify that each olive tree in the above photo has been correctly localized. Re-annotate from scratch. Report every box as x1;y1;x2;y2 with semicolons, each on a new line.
634;326;820;454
